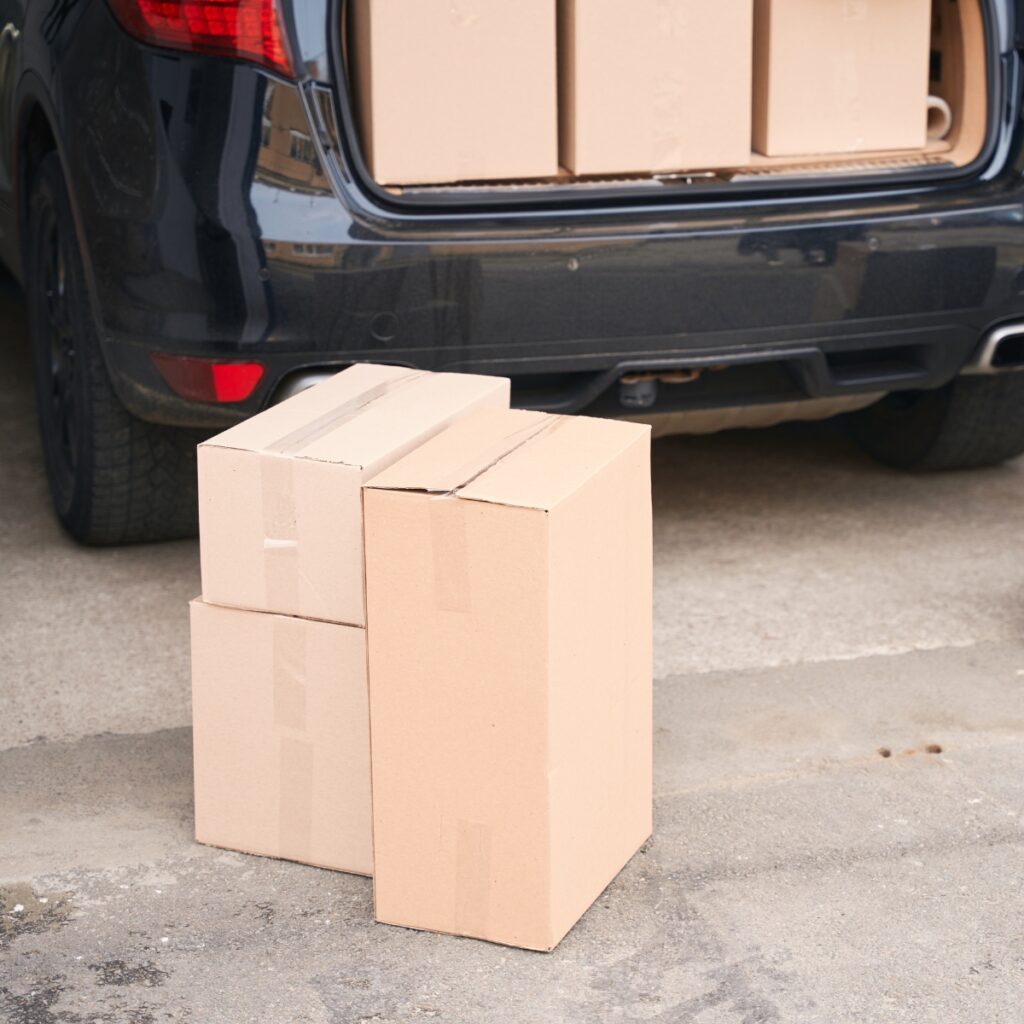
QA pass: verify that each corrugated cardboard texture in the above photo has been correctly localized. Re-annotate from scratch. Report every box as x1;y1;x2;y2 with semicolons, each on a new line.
752;0;932;157
364;409;652;950
190;600;372;875
198;365;510;627
349;0;559;185
559;0;754;175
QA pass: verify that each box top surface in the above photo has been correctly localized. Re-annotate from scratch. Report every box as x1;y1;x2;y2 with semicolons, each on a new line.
200;365;509;469
365;408;650;512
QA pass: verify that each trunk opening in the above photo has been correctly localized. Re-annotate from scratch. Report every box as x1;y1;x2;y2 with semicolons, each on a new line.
332;0;996;208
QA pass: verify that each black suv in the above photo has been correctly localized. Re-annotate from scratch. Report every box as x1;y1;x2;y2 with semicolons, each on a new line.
4;0;1024;543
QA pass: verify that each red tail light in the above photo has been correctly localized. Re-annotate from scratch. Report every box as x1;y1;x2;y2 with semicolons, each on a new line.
152;353;266;404
107;0;294;78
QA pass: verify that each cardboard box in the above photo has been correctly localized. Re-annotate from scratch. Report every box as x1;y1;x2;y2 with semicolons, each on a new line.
559;0;754;176
363;409;653;950
752;0;932;157
190;599;372;874
198;365;510;627
348;0;559;185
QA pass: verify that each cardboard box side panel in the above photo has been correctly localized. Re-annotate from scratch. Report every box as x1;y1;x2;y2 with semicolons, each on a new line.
663;0;752;171
190;601;373;875
202;449;364;625
753;0;931;156
460;415;650;512
859;0;932;152
203;363;413;456
567;0;652;175
524;0;560;183
300;374;511;469
347;0;376;175
198;445;267;613
557;0;578;174
358;0;558;185
751;0;773;155
291;459;365;626
365;0;458;184
884;7;930;151
365;490;555;950
561;0;753;176
192;601;279;856
752;0;830;156
302;610;373;875
546;433;653;943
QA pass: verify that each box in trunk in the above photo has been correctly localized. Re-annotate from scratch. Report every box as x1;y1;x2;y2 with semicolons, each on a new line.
559;0;754;176
752;0;933;157
348;0;559;185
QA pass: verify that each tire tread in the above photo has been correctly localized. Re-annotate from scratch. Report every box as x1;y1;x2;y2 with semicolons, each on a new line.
851;374;1024;472
28;152;202;545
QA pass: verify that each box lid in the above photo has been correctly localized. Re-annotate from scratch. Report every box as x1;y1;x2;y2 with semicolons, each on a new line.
201;365;508;470
366;408;650;512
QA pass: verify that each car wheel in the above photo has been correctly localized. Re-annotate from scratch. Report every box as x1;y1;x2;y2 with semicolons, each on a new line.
849;373;1024;471
26;151;201;544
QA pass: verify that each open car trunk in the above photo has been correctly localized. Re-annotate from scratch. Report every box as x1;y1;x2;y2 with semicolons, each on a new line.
335;0;994;207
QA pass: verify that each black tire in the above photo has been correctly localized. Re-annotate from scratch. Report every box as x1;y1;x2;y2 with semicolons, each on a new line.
849;373;1024;471
26;152;201;544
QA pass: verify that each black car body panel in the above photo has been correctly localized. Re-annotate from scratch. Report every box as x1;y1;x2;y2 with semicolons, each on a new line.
3;0;1024;428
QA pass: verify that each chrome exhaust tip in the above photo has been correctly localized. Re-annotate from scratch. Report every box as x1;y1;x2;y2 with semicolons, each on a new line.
963;323;1024;375
272;368;345;404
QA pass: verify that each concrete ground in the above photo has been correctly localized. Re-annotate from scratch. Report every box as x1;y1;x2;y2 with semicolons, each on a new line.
2;269;1023;1023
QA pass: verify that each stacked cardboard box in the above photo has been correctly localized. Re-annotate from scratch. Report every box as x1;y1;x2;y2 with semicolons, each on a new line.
191;364;510;874
364;408;653;950
192;369;654;950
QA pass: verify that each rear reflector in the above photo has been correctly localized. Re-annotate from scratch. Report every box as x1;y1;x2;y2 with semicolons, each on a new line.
152;354;265;403
107;0;294;78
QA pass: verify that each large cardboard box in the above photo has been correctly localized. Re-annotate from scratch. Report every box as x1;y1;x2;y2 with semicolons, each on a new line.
559;0;754;176
198;365;509;627
349;0;559;185
190;599;372;874
363;409;653;950
752;0;932;157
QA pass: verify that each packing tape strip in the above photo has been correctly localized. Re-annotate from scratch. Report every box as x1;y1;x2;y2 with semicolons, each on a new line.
261;456;301;613
454;819;492;939
428;417;569;615
273;616;314;863
260;370;427;613
273;615;308;732
433;416;566;498
266;371;427;458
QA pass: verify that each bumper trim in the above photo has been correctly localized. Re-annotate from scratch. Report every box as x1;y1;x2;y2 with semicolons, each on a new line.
962;322;1024;374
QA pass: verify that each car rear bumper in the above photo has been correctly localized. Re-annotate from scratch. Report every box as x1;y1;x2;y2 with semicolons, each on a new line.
99;182;1024;427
